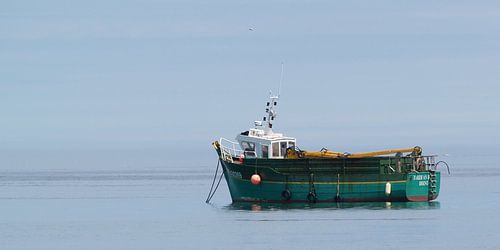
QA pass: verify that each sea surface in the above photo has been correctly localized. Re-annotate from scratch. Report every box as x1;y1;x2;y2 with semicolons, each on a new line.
1;151;500;249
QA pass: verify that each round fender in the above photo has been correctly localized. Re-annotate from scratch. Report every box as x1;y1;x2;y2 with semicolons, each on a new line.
281;189;292;201
307;192;317;203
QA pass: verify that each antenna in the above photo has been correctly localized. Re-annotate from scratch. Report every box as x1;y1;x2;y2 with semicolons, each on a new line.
258;63;285;135
278;62;284;97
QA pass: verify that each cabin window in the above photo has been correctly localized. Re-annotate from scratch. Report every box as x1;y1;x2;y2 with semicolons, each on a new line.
241;141;255;152
262;145;269;158
242;141;256;157
280;142;287;157
272;142;279;157
288;141;295;149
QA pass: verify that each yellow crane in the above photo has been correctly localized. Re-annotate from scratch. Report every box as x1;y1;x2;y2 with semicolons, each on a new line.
286;146;422;159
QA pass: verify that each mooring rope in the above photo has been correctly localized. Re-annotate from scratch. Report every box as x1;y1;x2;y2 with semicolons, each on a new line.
205;160;224;203
435;160;451;175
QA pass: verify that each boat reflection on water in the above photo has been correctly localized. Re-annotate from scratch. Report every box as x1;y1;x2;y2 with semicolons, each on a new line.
226;201;440;211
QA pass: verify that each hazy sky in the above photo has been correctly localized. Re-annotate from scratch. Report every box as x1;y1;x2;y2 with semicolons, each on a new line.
1;0;499;156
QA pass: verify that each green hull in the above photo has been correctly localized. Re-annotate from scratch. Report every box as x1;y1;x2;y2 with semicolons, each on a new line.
218;156;440;203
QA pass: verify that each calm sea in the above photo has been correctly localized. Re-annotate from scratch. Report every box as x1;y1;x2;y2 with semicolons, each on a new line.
1;150;500;249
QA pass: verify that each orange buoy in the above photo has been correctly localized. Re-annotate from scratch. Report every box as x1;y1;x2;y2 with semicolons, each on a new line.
250;174;261;185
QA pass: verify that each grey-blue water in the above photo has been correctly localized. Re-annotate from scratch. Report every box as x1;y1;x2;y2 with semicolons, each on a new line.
2;151;500;249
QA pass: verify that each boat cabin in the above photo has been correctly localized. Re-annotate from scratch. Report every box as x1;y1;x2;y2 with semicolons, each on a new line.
236;128;296;159
234;93;296;159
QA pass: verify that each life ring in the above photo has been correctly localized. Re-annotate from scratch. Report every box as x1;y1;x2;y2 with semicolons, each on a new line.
281;189;292;201
307;192;317;203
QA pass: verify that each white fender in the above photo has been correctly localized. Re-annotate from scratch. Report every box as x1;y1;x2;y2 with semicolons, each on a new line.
385;182;392;196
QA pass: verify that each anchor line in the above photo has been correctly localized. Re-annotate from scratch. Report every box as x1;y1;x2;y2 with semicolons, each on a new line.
207;170;224;203
205;159;219;203
206;160;224;203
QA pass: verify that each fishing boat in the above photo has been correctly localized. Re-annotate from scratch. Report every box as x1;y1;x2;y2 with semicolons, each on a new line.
211;93;443;203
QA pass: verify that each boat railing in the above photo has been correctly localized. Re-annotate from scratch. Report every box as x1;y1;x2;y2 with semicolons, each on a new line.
381;155;439;173
219;138;257;162
422;155;438;171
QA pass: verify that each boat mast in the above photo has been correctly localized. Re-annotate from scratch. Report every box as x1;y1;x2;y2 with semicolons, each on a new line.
256;63;284;135
255;63;284;135
263;93;279;135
